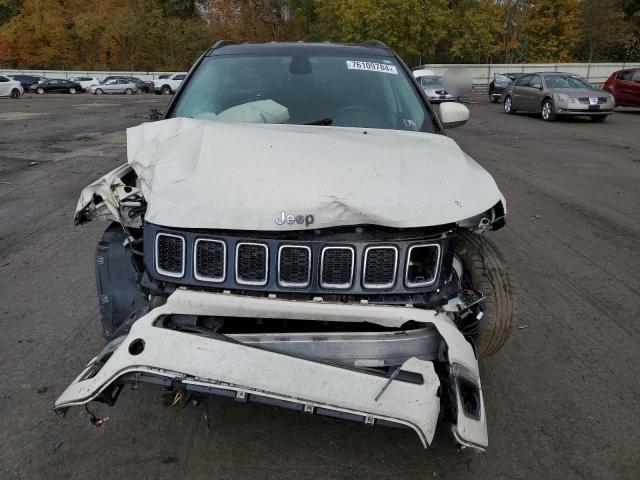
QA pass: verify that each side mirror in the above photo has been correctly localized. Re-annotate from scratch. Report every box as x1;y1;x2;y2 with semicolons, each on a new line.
438;102;470;128
532;83;542;89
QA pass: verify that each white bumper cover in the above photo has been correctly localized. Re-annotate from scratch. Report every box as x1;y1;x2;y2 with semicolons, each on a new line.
55;290;488;450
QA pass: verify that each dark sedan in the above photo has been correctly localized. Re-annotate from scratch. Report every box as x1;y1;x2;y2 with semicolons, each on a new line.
7;74;48;90
28;79;82;94
489;73;525;103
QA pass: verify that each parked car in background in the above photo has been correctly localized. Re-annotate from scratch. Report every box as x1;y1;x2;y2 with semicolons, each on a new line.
488;73;524;103
153;73;186;94
603;68;640;107
157;73;173;79
502;72;614;122
69;76;100;90
28;79;82;94
88;78;138;95
416;75;457;102
0;75;23;98
7;74;48;90
128;77;153;93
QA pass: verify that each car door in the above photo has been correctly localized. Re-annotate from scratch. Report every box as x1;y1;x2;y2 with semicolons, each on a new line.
47;80;61;92
511;74;531;110
615;70;634;105
628;70;640;106
0;76;10;96
118;79;131;93
171;74;185;90
103;80;118;93
528;75;544;111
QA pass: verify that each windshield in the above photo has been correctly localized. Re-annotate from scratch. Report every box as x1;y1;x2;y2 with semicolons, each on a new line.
494;74;512;83
170;54;436;133
545;75;592;89
419;76;444;87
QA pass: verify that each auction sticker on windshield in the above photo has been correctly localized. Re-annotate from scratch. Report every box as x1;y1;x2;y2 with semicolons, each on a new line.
346;60;398;74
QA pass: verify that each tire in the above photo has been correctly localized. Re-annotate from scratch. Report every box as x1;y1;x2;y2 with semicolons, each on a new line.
37;87;45;95
161;85;171;95
503;95;515;114
69;87;77;94
489;96;497;103
10;88;21;98
541;98;556;121
124;88;133;95
456;230;514;358
591;115;607;122
95;88;103;95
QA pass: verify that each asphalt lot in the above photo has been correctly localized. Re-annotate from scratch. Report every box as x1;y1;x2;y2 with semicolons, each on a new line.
0;93;639;480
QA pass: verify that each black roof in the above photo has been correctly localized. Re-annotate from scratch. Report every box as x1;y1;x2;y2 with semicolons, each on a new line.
208;41;394;58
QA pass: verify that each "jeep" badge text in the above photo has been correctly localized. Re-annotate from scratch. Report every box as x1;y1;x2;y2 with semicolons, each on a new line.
274;211;315;227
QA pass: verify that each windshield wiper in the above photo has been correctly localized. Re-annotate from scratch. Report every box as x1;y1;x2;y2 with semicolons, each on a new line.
304;117;333;126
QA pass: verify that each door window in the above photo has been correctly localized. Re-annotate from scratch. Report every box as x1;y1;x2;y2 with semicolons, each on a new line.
515;75;531;87
632;71;640;81
0;76;8;82
530;75;542;88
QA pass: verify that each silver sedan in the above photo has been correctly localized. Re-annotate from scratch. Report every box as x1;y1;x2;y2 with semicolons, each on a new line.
502;72;615;122
88;79;138;95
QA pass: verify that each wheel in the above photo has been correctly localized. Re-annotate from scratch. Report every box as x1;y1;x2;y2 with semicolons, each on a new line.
590;115;607;122
456;230;514;358
541;99;556;121
10;88;21;98
69;87;76;94
124;88;133;95
95;88;103;95
37;87;44;95
503;95;516;114
489;95;497;103
161;85;171;95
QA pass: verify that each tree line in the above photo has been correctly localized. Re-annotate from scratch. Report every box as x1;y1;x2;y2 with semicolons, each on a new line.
0;0;638;71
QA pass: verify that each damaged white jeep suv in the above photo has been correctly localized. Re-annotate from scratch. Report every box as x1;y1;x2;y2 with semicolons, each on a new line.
56;41;513;451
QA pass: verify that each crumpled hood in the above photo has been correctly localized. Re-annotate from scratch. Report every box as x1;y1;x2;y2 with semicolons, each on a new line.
127;118;503;230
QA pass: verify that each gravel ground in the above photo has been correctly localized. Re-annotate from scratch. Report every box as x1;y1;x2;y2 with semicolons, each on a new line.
0;93;638;480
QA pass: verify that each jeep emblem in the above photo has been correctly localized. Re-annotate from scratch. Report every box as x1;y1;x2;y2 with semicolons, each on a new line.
275;211;315;227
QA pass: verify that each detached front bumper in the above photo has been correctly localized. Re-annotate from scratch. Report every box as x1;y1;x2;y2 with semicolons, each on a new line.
55;290;488;450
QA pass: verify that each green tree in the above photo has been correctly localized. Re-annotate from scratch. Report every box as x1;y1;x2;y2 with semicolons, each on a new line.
578;0;629;61
310;0;448;64
447;0;502;62
523;0;581;61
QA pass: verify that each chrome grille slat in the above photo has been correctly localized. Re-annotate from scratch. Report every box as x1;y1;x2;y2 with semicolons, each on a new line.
320;247;354;289
278;245;311;287
235;243;268;286
363;246;398;289
405;244;441;288
194;239;226;282
155;233;185;278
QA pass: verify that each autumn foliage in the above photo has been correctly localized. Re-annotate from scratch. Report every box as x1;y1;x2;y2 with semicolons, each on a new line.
0;0;638;70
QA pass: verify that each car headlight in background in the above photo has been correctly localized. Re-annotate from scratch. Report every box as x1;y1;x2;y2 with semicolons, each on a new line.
557;93;573;103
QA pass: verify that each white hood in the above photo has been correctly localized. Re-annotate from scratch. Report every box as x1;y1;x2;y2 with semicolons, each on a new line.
126;118;503;230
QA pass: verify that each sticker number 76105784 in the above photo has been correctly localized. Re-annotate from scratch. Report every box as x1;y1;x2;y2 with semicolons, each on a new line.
346;60;398;74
